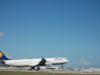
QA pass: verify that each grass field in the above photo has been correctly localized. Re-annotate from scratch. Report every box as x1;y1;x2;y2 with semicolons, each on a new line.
0;71;100;75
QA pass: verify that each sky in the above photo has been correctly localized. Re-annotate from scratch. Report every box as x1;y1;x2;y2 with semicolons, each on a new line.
0;0;100;68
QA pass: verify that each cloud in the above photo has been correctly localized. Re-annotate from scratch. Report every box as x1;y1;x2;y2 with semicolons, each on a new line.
0;32;5;37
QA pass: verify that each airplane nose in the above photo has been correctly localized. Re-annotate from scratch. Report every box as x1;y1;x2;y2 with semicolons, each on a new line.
64;58;69;63
65;59;69;63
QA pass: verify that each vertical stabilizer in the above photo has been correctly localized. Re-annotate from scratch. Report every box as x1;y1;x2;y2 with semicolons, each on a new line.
0;51;9;60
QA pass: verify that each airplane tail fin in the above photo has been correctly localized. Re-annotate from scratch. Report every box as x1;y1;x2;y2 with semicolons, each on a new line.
0;51;9;60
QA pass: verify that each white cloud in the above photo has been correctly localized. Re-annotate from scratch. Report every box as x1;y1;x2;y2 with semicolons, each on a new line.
0;32;5;37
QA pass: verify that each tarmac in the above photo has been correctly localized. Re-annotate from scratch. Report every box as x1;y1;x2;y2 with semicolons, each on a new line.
0;66;100;74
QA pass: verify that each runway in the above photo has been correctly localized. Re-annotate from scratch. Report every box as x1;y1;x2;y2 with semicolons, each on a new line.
0;66;100;74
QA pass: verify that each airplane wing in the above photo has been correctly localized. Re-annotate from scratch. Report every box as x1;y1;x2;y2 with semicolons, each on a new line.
37;57;46;66
30;57;46;71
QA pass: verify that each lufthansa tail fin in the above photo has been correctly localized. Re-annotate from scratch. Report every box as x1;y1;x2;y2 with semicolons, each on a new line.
0;51;9;60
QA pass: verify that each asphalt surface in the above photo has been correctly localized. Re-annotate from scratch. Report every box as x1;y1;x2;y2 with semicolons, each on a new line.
0;66;100;74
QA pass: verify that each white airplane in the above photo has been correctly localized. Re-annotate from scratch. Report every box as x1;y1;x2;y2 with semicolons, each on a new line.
0;51;69;71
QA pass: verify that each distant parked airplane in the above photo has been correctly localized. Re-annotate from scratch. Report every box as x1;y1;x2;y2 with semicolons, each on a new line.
0;51;69;71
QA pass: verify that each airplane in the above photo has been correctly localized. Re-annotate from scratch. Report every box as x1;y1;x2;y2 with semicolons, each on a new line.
0;51;69;71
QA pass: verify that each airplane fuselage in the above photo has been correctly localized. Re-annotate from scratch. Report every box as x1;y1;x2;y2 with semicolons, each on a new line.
4;57;68;67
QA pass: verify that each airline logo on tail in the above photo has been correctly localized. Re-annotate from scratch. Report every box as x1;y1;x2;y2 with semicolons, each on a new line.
0;51;9;60
0;52;3;57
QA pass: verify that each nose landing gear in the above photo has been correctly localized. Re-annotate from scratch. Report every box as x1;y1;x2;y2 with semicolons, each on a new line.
61;64;64;69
